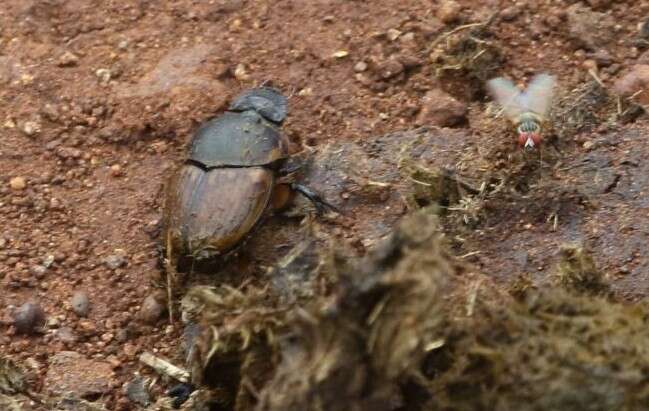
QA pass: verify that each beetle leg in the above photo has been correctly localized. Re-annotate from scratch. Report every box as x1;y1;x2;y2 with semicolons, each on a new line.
291;183;339;214
167;383;195;408
277;165;303;180
270;183;293;210
276;174;296;185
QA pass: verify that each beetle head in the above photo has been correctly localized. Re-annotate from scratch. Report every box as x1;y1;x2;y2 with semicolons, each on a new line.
230;87;288;124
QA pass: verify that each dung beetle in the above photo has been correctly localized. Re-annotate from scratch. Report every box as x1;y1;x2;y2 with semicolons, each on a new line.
163;87;335;269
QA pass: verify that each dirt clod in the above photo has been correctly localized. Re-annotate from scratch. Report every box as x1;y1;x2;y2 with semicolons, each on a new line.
437;0;462;24
416;88;468;127
104;252;127;270
8;177;26;191
57;52;79;67
566;4;616;51
613;64;649;105
13;302;45;335
71;291;90;317
124;376;151;407
45;351;114;399
109;164;123;177
138;292;166;325
56;327;79;344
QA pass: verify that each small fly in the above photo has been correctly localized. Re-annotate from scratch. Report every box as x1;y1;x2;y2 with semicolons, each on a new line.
486;73;556;150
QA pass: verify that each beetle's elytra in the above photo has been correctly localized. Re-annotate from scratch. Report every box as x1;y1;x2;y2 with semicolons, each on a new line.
163;87;334;269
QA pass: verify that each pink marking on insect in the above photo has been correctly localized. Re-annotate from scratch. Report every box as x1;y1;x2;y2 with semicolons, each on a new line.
518;132;542;149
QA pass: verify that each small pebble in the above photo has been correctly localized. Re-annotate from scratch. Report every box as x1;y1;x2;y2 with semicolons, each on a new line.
9;177;26;191
109;164;122;177
71;290;90;317
377;59;404;79
47;317;60;328
30;265;47;279
13;302;46;334
115;329;129;343
104;252;127;269
22;121;40;136
125;376;151;406
43;254;55;268
387;28;402;41
138;292;166;325
354;61;368;72
297;87;313;96
437;0;462;24
57;51;79;67
234;64;249;81
400;32;415;43
500;6;520;21
95;68;111;84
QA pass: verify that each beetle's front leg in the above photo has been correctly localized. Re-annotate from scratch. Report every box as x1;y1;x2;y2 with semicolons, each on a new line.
276;158;339;214
290;183;339;214
273;173;338;215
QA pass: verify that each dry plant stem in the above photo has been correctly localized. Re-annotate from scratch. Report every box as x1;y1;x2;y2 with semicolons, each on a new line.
165;233;175;324
465;280;481;317
588;69;604;88
427;13;498;52
139;352;190;383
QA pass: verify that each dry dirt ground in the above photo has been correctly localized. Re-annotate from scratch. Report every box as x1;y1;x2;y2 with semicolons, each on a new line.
1;0;649;409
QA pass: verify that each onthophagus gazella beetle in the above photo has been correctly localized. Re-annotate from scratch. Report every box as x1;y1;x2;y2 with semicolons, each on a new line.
486;73;556;150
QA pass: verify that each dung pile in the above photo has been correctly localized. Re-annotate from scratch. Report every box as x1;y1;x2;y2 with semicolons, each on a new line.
178;209;649;411
424;251;649;410
179;284;291;410
256;209;454;411
179;209;454;411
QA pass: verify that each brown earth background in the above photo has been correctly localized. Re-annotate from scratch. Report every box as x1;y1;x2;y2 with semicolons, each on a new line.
2;0;649;409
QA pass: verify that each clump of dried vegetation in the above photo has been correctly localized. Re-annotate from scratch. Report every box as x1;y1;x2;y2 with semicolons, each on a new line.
550;79;624;140
153;209;649;411
554;244;610;295
429;14;504;101
173;210;452;411
179;284;291;410
0;357;28;411
256;209;453;411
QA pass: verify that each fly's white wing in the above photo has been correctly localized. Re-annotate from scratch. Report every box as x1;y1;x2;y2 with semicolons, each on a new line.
486;77;525;121
519;73;555;116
